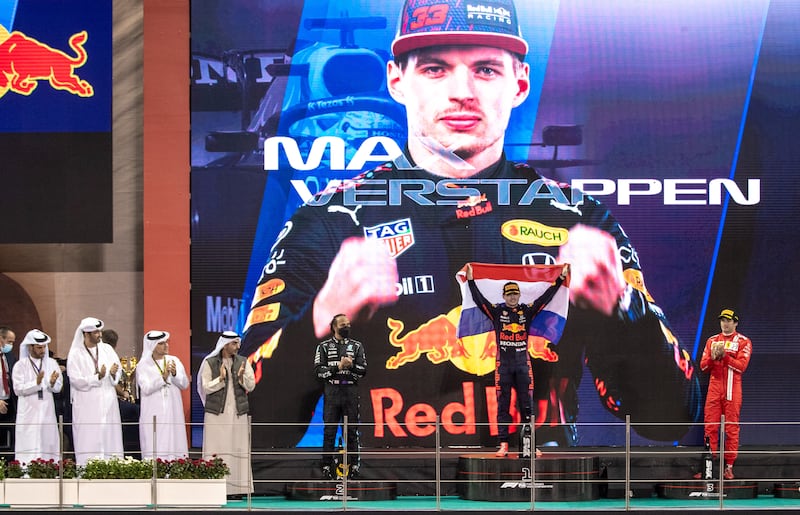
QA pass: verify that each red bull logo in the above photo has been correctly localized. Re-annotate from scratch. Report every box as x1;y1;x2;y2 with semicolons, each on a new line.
386;307;559;376
385;312;468;369
371;381;526;438
502;322;525;333
456;193;487;209
455;193;493;219
0;26;93;99
529;336;559;362
386;307;497;376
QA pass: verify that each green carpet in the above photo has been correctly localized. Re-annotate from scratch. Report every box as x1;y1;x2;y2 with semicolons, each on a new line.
223;494;800;511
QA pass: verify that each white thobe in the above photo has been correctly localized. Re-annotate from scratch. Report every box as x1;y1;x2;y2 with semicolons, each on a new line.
67;342;123;465
201;357;255;495
12;357;63;463
137;354;189;460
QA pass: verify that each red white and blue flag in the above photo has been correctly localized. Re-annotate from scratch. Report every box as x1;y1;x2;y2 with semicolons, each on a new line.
456;263;570;343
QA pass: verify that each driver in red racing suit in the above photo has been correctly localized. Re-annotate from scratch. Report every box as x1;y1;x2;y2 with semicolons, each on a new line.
241;0;700;449
699;309;752;479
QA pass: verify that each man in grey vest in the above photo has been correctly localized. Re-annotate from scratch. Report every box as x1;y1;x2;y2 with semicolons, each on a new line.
199;331;255;499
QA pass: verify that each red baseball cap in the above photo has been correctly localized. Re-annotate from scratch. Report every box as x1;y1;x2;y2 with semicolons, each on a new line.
391;0;528;58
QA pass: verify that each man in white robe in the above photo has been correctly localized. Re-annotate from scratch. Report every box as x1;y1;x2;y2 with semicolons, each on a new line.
198;331;255;498
67;317;123;465
13;329;63;463
137;330;189;460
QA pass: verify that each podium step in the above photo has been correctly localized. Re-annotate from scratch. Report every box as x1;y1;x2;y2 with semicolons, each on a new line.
774;482;800;498
286;481;397;501
656;480;758;499
457;453;600;501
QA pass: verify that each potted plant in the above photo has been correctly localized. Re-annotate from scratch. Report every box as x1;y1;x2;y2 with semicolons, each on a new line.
154;455;229;506
3;458;79;506
78;456;153;506
2;455;229;507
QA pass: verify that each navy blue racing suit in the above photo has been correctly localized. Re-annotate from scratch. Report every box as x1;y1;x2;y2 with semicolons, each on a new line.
468;276;564;443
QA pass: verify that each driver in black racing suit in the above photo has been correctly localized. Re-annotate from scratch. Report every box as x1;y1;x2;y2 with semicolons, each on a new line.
242;0;701;449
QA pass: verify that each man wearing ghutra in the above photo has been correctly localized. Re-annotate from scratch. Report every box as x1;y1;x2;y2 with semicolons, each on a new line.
12;329;63;463
67;317;123;465
137;330;189;460
198;331;255;499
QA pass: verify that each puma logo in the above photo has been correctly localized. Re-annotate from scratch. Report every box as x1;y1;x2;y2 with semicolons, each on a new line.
327;205;363;226
550;199;582;215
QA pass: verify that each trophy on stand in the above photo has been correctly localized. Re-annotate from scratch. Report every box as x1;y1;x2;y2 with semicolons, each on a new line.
118;356;138;402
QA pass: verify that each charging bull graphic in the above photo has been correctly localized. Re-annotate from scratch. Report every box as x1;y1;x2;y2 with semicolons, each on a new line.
0;25;93;98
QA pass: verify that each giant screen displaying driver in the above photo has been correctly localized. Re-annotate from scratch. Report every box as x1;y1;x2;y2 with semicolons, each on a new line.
190;0;800;448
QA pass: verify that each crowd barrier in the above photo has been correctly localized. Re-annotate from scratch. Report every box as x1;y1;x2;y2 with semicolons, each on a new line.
0;416;799;510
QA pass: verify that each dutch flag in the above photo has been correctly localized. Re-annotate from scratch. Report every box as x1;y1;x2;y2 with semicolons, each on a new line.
456;263;569;344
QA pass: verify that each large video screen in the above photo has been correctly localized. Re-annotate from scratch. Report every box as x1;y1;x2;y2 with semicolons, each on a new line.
0;0;112;244
190;0;800;448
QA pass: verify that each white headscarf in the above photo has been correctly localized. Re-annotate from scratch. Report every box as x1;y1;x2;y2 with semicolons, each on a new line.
196;331;240;406
68;316;104;359
19;329;52;362
140;330;170;365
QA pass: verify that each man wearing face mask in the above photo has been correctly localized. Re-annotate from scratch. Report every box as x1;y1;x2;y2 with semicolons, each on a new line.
0;326;17;449
314;314;367;479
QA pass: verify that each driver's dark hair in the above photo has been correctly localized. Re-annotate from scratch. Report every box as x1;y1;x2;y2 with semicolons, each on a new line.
330;314;347;333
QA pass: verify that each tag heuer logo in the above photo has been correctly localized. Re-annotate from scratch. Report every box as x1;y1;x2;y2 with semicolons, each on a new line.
364;218;415;258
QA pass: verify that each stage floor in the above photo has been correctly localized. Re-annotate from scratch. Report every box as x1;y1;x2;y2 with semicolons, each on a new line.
250;445;800;498
1;494;797;513
220;494;800;513
214;445;800;513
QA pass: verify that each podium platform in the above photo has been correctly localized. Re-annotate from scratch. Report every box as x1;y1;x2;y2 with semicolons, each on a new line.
456;453;600;501
774;482;800;498
656;480;758;499
286;481;397;501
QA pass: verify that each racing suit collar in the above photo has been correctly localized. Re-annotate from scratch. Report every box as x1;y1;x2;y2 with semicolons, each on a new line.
398;148;512;180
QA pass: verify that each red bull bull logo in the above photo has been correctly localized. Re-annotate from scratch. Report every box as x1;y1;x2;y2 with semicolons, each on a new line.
385;312;467;369
502;322;525;333
0;26;93;98
385;306;497;376
386;307;560;375
529;335;559;362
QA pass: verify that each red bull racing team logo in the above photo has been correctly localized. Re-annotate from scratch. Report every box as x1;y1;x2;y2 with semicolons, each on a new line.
386;306;560;377
0;26;94;99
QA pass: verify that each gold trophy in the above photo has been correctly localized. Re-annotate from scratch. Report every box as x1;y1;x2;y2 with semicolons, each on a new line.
118;356;138;402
